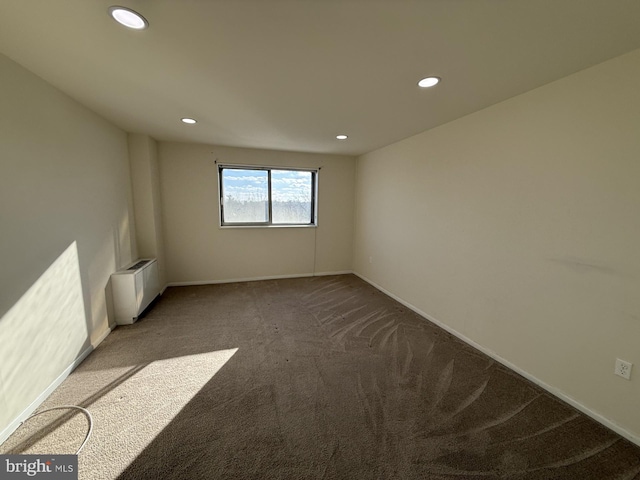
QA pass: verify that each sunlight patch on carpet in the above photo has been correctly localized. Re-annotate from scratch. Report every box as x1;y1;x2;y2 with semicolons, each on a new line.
2;349;238;479
87;348;238;477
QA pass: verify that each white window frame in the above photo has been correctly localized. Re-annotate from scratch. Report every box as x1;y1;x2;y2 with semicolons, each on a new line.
218;164;318;227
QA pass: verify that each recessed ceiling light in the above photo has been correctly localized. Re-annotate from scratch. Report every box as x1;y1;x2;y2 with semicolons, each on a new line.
336;134;348;140
108;6;148;30
181;118;197;124
418;77;440;88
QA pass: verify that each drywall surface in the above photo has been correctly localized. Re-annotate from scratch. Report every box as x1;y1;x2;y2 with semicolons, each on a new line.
128;134;167;288
158;142;355;283
0;54;136;436
353;49;640;439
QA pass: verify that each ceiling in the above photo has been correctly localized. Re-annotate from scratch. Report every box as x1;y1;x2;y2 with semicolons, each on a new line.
2;1;640;156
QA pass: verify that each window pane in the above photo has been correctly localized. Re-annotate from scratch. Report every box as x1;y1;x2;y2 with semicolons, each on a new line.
272;170;312;224
221;169;268;223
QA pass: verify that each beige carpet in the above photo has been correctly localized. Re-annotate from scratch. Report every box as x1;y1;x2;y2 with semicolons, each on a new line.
2;274;640;479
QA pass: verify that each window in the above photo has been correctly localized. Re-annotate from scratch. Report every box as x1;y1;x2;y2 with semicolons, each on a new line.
218;165;317;226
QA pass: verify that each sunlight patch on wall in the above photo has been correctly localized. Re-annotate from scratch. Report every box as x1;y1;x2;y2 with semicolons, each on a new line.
0;241;88;430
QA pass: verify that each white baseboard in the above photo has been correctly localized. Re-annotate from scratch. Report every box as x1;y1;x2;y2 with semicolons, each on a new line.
92;326;112;348
353;271;640;447
313;270;353;276
167;271;353;287
0;327;112;445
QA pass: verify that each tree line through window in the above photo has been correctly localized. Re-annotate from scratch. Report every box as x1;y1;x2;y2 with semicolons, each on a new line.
219;166;317;226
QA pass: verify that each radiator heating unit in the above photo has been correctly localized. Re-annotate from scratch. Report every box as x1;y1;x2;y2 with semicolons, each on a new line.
111;258;160;325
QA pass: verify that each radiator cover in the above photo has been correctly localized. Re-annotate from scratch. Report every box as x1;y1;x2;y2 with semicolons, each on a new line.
111;258;160;325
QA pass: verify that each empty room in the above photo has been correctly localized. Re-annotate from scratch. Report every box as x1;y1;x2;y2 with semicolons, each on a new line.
1;1;640;478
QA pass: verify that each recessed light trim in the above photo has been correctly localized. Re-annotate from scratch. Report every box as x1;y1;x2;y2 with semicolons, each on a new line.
181;118;197;124
418;76;440;88
336;134;348;140
108;6;148;30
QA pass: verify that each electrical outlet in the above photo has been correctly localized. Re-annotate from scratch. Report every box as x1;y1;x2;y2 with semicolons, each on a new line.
368;256;373;264
614;358;632;380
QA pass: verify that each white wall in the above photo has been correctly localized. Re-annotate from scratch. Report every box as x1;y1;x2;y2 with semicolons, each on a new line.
0;54;136;439
128;133;167;289
353;49;640;441
158;142;355;284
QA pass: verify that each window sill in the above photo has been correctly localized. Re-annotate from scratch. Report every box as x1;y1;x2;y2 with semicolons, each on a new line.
219;224;318;229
